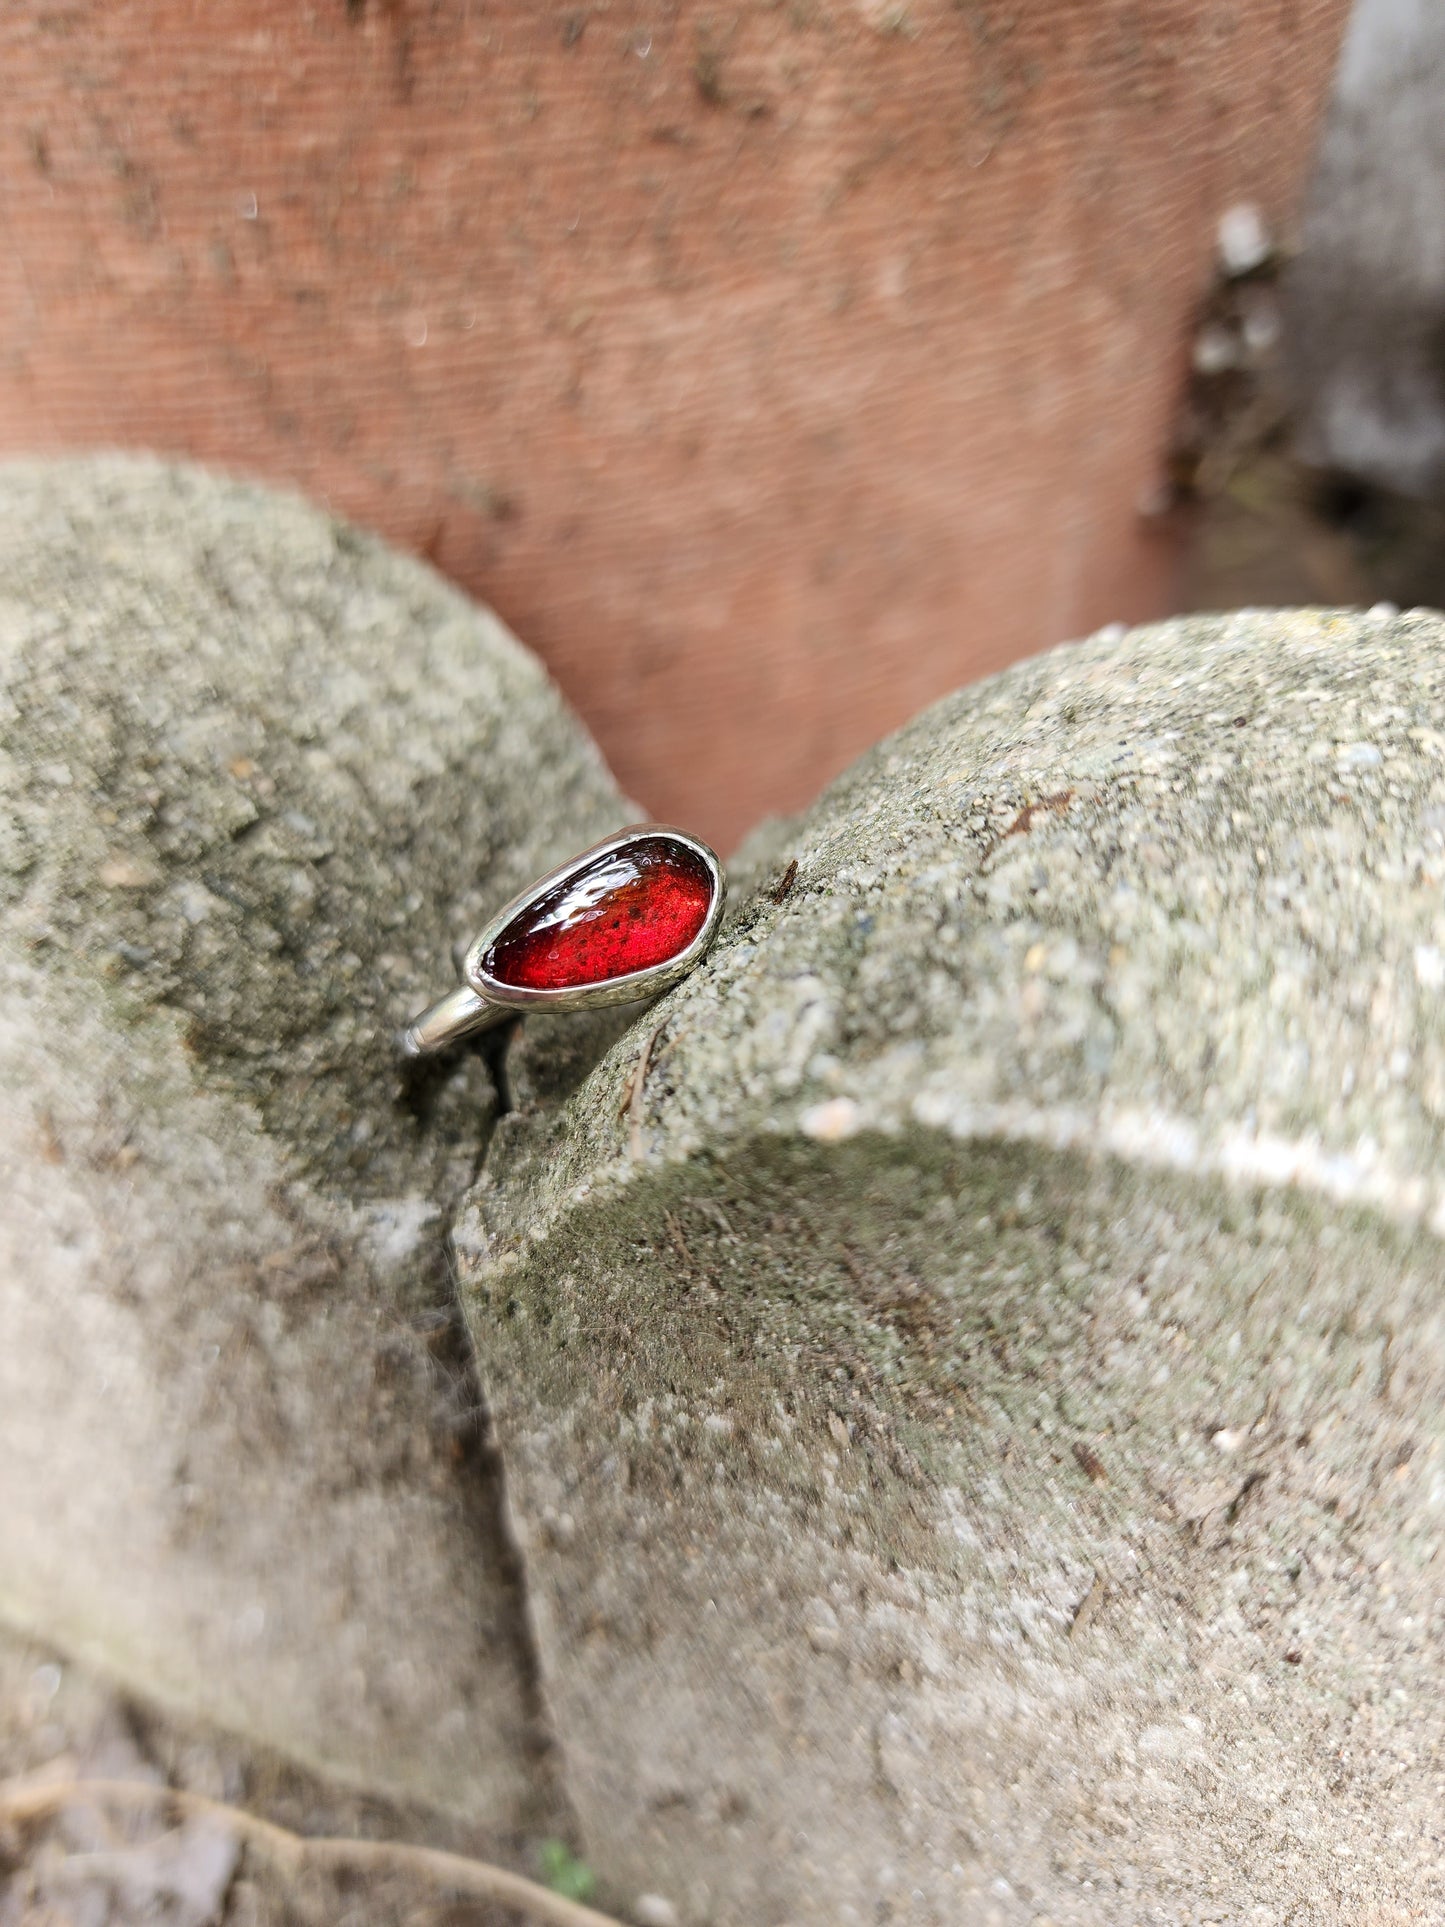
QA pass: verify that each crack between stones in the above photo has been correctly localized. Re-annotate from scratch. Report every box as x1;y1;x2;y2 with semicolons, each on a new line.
432;1280;581;1845
433;1029;583;1851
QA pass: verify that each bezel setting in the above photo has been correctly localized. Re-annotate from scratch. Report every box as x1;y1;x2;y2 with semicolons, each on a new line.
461;824;726;1013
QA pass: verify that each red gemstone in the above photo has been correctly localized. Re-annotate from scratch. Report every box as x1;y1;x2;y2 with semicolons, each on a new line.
482;835;714;991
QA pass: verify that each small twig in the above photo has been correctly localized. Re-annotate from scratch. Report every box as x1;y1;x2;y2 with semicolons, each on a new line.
621;1023;662;1160
0;1775;627;1927
1003;789;1074;841
1068;1571;1106;1641
766;857;798;904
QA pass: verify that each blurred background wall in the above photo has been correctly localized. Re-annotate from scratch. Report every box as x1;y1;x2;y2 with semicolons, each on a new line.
1;1;1351;848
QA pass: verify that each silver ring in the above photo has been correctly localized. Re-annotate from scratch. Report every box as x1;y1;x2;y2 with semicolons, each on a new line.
400;824;726;1058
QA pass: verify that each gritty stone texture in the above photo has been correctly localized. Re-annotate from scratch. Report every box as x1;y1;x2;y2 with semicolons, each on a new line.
0;456;630;1826
460;608;1445;1925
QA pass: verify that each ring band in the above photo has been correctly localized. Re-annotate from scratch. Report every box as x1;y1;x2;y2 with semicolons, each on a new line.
400;825;726;1059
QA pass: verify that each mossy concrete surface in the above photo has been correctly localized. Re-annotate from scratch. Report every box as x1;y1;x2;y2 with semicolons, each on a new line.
463;609;1445;1923
0;457;630;1827
5;466;1442;1922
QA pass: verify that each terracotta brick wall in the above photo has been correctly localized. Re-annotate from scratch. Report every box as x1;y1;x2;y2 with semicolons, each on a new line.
0;1;1349;846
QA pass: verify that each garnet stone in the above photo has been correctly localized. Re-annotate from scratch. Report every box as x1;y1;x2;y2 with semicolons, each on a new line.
482;834;714;992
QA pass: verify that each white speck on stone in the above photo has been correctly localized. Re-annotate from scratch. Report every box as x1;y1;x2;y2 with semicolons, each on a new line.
1217;202;1271;277
1240;296;1280;357
1415;945;1445;990
1193;324;1241;376
1367;601;1400;621
703;1412;734;1436
1337;741;1382;770
1211;1427;1247;1453
911;1089;954;1130
804;1599;842;1654
98;855;155;889
171;880;217;923
362;1196;439;1271
801;1095;863;1142
634;1895;680;1927
31;1662;61;1700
